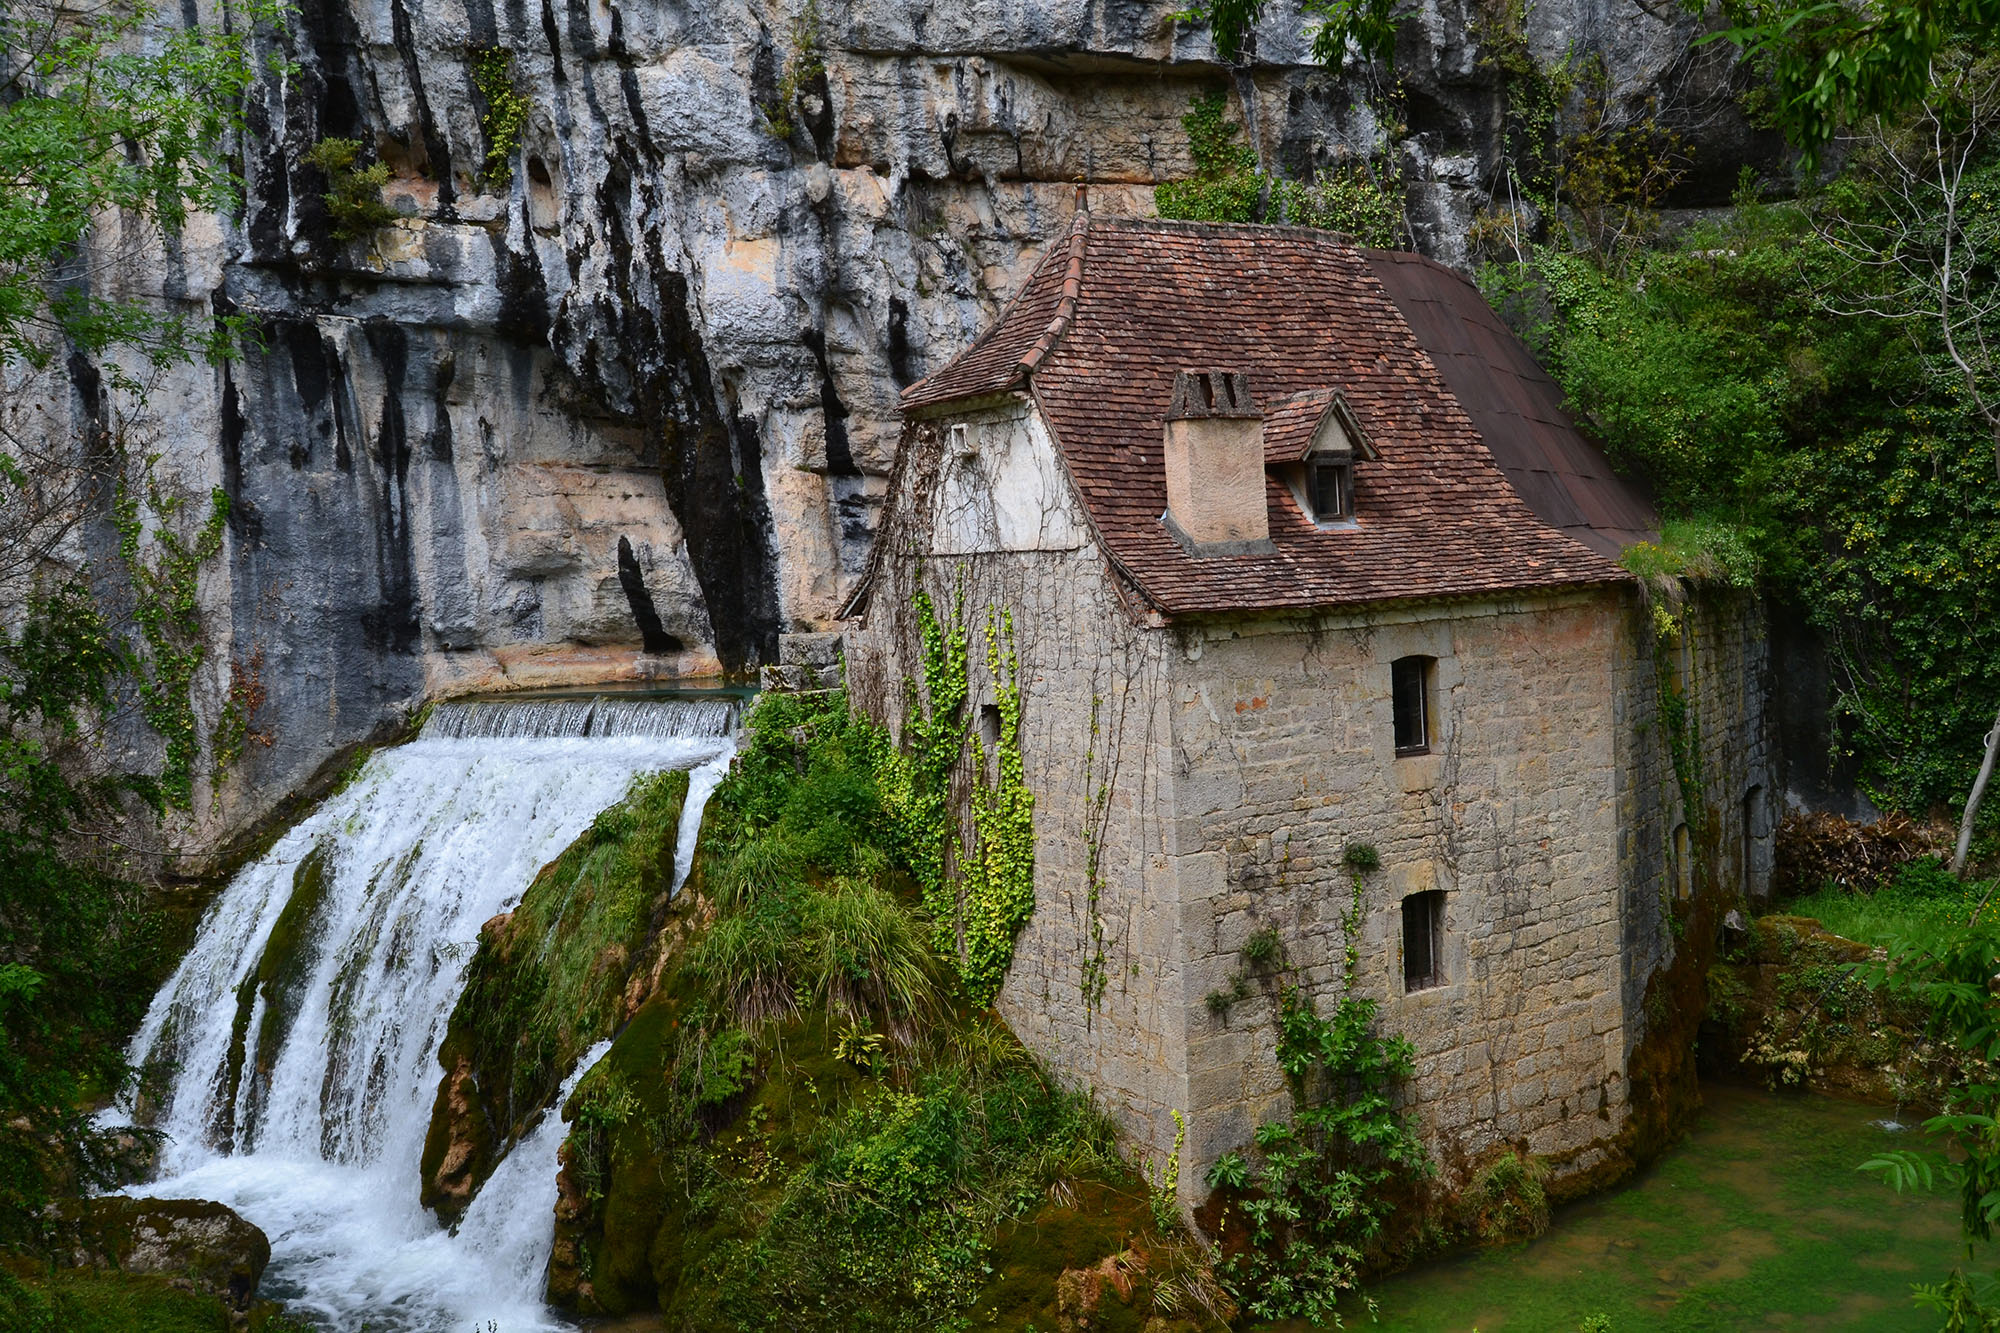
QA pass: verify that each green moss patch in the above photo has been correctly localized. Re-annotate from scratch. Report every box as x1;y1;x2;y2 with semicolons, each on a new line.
544;692;1216;1332
421;769;691;1218
1361;1085;1963;1332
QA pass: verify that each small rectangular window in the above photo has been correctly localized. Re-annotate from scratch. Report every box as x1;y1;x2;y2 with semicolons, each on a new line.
1403;891;1444;992
1311;460;1350;520
978;703;1002;751
1392;656;1432;755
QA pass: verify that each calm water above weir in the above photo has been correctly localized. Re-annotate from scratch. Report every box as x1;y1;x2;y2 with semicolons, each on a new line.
1366;1084;1963;1332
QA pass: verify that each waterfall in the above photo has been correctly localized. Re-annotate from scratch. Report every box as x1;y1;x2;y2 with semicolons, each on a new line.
115;699;736;1331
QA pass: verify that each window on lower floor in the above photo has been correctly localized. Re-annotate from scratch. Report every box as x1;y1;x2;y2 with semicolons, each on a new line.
1402;890;1445;992
1392;656;1434;755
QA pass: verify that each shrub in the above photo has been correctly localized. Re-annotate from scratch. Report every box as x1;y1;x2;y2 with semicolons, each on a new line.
301;137;397;240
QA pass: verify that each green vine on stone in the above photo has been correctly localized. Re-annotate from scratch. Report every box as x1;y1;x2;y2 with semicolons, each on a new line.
1079;694;1111;1011
1207;851;1429;1325
893;578;969;953
471;48;531;185
963;608;1036;1007
112;456;229;810
1648;597;1706;920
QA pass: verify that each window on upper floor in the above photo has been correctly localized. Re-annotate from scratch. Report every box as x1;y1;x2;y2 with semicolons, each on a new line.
1309;457;1352;522
1392;655;1433;756
1403;890;1445;992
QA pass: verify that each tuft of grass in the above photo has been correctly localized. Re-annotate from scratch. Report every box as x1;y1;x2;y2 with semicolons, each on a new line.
1619;515;1760;589
1786;856;1992;953
795;877;942;1039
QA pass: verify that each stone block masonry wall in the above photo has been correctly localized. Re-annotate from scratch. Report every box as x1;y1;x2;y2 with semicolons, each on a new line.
1164;591;1635;1193
1612;587;1772;1140
845;401;1194;1175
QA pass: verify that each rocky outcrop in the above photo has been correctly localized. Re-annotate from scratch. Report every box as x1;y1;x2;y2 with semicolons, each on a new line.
419;769;691;1222
50;1196;271;1315
48;0;1785;851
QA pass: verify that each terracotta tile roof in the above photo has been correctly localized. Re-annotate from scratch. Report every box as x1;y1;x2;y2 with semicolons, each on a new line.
1362;250;1658;560
898;215;1632;617
1260;388;1379;464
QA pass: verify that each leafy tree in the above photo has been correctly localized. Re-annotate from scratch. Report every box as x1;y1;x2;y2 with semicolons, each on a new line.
1702;0;2000;166
0;0;277;1242
1173;0;1397;66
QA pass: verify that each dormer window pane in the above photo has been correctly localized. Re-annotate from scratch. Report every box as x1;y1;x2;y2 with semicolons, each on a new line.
1311;461;1350;520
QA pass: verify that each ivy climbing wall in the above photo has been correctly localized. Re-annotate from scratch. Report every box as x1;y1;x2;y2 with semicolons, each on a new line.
847;400;1191;1176
849;394;1775;1202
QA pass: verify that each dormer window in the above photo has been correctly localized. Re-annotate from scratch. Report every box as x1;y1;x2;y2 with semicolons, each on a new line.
1266;388;1376;528
1309;455;1353;522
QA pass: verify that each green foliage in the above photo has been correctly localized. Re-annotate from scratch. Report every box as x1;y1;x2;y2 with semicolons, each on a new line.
300;137;397;241
882;583;967;946
1789;857;1991;952
470;49;531;184
1148;1108;1186;1233
1212;872;1428;1326
758;0;827;141
1486;188;2000;814
1173;0;1397;66
1462;1150;1552;1243
0;0;278;1254
111;465;229;810
1699;0;2000;166
1156;91;1404;246
1220;986;1428;1325
691;690;942;1036
553;690;1182;1328
1342;842;1380;872
1618;517;1761;588
0;1;276;369
0;1265;241;1333
962;611;1035;1007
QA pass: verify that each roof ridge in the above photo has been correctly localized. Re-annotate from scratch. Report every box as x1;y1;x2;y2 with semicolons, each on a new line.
1015;209;1090;379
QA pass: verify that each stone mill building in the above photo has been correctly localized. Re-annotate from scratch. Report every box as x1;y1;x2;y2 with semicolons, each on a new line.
842;207;1773;1201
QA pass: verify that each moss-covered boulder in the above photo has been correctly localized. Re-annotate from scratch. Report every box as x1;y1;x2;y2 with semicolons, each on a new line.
420;770;694;1222
49;1196;270;1314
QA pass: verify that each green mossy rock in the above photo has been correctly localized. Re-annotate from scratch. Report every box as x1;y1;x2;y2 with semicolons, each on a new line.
421;770;692;1222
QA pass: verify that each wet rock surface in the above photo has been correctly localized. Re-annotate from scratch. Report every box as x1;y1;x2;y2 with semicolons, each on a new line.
50;0;1784;850
50;1196;271;1314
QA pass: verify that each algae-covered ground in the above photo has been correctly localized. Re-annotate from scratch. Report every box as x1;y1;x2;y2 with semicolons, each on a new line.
1358;1084;1964;1332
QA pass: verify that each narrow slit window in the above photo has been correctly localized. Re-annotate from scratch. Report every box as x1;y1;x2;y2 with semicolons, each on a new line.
1403;890;1445;992
1391;656;1433;755
978;703;1002;751
1672;822;1693;900
1741;786;1766;895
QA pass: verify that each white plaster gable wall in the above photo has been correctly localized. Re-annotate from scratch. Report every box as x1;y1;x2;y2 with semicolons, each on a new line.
926;400;1092;556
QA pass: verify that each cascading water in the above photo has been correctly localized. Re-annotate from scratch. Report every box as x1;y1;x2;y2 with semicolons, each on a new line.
114;697;737;1331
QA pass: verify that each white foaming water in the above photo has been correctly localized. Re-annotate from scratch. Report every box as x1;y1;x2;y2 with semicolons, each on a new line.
116;702;734;1331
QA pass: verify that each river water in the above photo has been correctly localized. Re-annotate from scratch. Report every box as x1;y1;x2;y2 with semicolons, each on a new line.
113;699;735;1332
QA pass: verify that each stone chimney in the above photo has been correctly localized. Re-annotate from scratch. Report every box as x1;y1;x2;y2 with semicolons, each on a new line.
1161;369;1272;554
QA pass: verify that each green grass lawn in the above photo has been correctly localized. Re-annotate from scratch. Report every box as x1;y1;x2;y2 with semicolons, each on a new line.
1359;1085;1966;1332
1783;859;1991;952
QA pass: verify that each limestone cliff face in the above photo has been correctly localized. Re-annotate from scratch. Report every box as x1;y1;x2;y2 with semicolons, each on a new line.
57;0;1777;843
